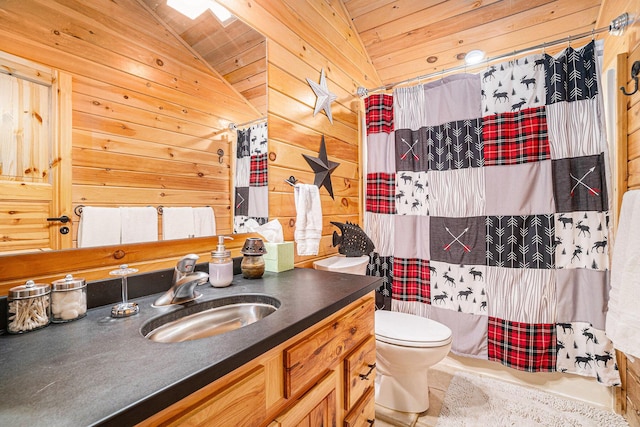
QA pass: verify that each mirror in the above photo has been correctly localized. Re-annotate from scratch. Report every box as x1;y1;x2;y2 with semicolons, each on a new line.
0;0;267;256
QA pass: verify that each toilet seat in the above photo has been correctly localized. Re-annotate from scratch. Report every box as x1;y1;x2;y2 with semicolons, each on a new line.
375;310;452;348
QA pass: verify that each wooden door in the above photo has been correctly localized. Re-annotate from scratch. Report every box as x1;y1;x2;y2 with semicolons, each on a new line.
0;53;71;253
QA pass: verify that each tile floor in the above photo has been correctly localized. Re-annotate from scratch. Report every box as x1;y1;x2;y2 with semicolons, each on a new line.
374;363;455;427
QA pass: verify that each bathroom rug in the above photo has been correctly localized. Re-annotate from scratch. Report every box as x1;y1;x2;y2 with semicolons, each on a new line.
436;371;628;427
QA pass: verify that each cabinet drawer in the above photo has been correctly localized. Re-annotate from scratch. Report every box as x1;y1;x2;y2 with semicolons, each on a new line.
344;335;376;410
343;386;375;427
284;296;374;397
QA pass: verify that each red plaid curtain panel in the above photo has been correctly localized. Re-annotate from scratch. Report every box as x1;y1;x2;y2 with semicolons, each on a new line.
234;122;269;233
364;40;620;386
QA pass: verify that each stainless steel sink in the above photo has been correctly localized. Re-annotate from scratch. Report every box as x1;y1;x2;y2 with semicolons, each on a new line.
141;294;280;343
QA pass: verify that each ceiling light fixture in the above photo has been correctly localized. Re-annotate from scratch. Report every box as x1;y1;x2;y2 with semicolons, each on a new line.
166;0;232;22
464;49;485;65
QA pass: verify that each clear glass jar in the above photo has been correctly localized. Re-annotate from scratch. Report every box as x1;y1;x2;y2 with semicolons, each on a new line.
51;274;87;323
7;280;51;334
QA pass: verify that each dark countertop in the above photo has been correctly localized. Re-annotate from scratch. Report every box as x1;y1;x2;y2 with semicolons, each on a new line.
0;268;380;427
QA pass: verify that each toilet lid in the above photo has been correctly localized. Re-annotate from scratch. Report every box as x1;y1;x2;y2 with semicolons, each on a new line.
375;310;452;348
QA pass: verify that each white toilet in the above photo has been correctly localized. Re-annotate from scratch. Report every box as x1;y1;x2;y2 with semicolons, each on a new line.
312;255;369;275
375;310;452;413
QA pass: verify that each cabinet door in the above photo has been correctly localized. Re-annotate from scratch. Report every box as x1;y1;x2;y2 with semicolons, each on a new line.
284;297;374;397
344;335;376;410
273;370;337;427
169;366;266;426
343;387;374;427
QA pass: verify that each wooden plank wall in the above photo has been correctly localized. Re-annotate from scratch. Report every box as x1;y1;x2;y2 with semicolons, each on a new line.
0;0;260;249
0;0;380;293
598;0;640;422
217;0;381;268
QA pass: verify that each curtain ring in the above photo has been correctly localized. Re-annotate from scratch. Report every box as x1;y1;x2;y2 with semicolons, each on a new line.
591;28;595;40
542;42;546;55
567;35;571;47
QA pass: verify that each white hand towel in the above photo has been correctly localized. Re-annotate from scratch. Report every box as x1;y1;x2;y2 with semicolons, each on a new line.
606;190;640;358
162;207;195;240
77;207;121;248
120;207;158;244
193;207;216;237
294;184;322;256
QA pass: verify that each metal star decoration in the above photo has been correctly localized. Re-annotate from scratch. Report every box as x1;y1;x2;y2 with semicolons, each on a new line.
306;68;337;124
302;135;340;199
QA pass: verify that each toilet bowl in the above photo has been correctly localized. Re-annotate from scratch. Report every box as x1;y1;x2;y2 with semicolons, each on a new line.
375;310;452;413
312;255;369;275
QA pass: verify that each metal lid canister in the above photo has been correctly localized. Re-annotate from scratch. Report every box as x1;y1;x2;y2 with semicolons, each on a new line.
6;280;51;334
51;274;87;323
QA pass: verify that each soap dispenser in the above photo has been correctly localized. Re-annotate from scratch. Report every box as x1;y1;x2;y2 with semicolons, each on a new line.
210;236;233;287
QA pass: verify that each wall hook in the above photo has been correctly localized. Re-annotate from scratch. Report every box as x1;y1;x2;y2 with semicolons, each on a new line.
620;60;640;96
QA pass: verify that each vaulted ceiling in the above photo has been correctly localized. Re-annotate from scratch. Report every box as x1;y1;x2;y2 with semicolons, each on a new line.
140;0;606;98
343;0;605;88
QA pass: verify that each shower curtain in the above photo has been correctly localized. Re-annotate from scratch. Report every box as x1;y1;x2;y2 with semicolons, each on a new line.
364;41;620;385
233;121;268;233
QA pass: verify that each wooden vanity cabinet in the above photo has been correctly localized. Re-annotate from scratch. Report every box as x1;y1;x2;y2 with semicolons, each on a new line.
138;292;375;427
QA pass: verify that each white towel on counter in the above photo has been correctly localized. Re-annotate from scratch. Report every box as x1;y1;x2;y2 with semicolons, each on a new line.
120;207;158;244
606;190;640;358
162;207;195;240
294;184;322;256
193;206;216;237
77;207;121;248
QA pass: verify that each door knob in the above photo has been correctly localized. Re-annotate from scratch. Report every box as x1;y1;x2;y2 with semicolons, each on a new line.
47;215;70;224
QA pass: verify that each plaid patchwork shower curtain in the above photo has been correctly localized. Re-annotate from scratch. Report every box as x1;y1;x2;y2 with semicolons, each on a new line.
234;122;268;233
364;41;620;385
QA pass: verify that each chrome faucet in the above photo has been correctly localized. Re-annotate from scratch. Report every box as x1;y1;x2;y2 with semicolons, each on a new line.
153;254;209;306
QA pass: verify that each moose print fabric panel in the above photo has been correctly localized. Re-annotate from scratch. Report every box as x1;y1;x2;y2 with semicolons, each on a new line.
481;53;546;115
429;261;487;315
364;40;619;385
395;171;429;215
554;211;610;270
556;321;619;384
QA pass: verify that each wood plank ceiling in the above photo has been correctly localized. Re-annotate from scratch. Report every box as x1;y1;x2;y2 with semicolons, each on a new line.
343;0;605;89
141;0;267;118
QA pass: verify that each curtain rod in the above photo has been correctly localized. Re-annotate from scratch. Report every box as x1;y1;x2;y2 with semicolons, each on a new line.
229;116;267;130
356;12;632;97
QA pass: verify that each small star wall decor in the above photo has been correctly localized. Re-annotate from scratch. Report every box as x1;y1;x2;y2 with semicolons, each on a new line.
306;68;337;124
303;135;340;199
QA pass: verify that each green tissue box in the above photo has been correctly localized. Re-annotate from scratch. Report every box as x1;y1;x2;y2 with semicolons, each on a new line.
264;242;294;272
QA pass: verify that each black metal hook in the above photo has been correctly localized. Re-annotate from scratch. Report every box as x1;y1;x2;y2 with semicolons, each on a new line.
620;60;640;96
